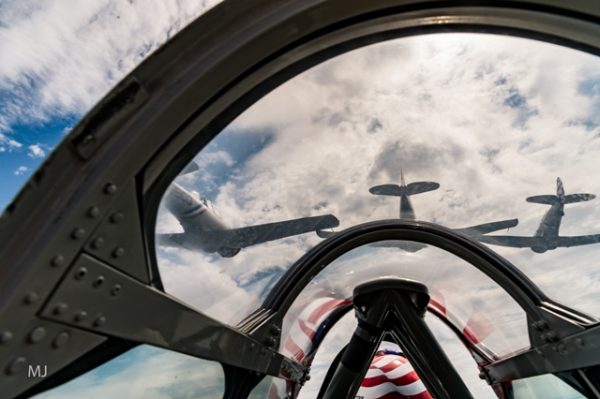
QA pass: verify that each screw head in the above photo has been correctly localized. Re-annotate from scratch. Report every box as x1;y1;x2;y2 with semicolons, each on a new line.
28;327;47;343
87;206;100;218
71;228;86;239
53;303;68;315
112;247;125;258
0;331;13;344
75;267;88;280
93;275;105;288
6;357;27;375
104;183;117;195
51;255;65;267
110;212;124;224
91;237;105;249
93;315;107;327
24;292;39;305
53;331;70;348
74;311;88;322
110;284;122;296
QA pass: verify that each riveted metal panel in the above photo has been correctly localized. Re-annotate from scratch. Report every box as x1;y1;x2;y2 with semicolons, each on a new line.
84;182;150;283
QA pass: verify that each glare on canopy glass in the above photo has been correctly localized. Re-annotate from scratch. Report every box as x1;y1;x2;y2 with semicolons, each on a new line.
155;32;600;326
280;243;528;359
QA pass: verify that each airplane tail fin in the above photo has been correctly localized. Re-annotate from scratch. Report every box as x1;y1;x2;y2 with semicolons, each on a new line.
527;177;595;205
563;193;596;204
526;195;560;205
405;181;440;196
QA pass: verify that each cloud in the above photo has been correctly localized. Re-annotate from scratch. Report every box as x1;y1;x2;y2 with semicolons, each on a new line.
27;143;45;158
0;132;22;150
13;165;28;175
0;0;222;134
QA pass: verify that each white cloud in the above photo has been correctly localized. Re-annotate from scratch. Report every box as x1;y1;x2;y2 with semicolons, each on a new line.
155;33;600;332
13;165;28;176
0;132;22;150
27;143;45;158
0;0;222;133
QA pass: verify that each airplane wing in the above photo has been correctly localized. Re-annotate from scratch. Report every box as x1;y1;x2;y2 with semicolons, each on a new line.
556;234;600;247
476;235;542;248
215;214;339;249
156;233;187;247
455;218;519;236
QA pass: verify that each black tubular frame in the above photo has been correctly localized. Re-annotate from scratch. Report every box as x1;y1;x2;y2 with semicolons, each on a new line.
1;1;600;398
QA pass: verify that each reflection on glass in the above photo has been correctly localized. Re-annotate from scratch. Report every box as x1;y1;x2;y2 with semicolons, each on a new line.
511;374;586;398
155;33;600;326
33;345;224;399
281;244;529;358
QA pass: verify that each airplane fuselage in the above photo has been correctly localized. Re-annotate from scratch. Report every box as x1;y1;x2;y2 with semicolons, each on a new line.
532;202;564;252
163;182;231;253
400;193;416;220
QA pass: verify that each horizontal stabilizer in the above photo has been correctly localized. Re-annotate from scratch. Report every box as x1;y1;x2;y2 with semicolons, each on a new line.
316;229;336;239
457;218;519;236
405;181;440;196
526;195;559;205
564;193;595;204
369;184;402;196
215;214;339;249
556;234;600;247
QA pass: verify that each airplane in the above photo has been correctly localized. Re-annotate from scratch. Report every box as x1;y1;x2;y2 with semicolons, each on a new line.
478;177;600;253
317;170;518;251
157;163;340;257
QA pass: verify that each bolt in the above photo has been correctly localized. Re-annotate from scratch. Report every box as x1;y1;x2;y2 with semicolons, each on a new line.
28;327;46;343
51;255;65;267
75;267;88;280
53;303;68;315
74;311;88;322
93;275;105;288
104;183;117;195
110;284;122;296
0;331;13;344
71;228;86;239
87;206;100;218
110;212;124;224
93;315;107;327
111;247;125;258
264;337;276;347
91;237;105;249
557;344;567;355
24;292;39;305
53;331;70;348
6;357;27;375
575;338;585;347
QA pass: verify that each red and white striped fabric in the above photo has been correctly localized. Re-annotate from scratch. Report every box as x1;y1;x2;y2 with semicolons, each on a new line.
357;351;432;399
282;296;351;363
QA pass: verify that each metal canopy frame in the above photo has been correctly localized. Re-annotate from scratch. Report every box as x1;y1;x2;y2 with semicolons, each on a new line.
1;1;600;398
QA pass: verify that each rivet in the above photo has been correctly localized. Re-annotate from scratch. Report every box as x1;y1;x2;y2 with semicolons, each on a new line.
93;315;107;327
6;357;27;375
575;338;585;347
0;331;13;344
28;327;46;343
110;284;122;296
51;255;65;267
109;212;124;224
71;228;86;239
53;303;68;315
53;331;70;348
93;275;105;288
74;267;88;280
24;292;39;305
91;237;105;249
74;311;88;322
112;247;125;258
87;206;100;218
104;183;117;195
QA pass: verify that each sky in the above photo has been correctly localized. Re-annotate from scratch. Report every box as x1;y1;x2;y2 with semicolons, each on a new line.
0;0;221;210
3;1;600;397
